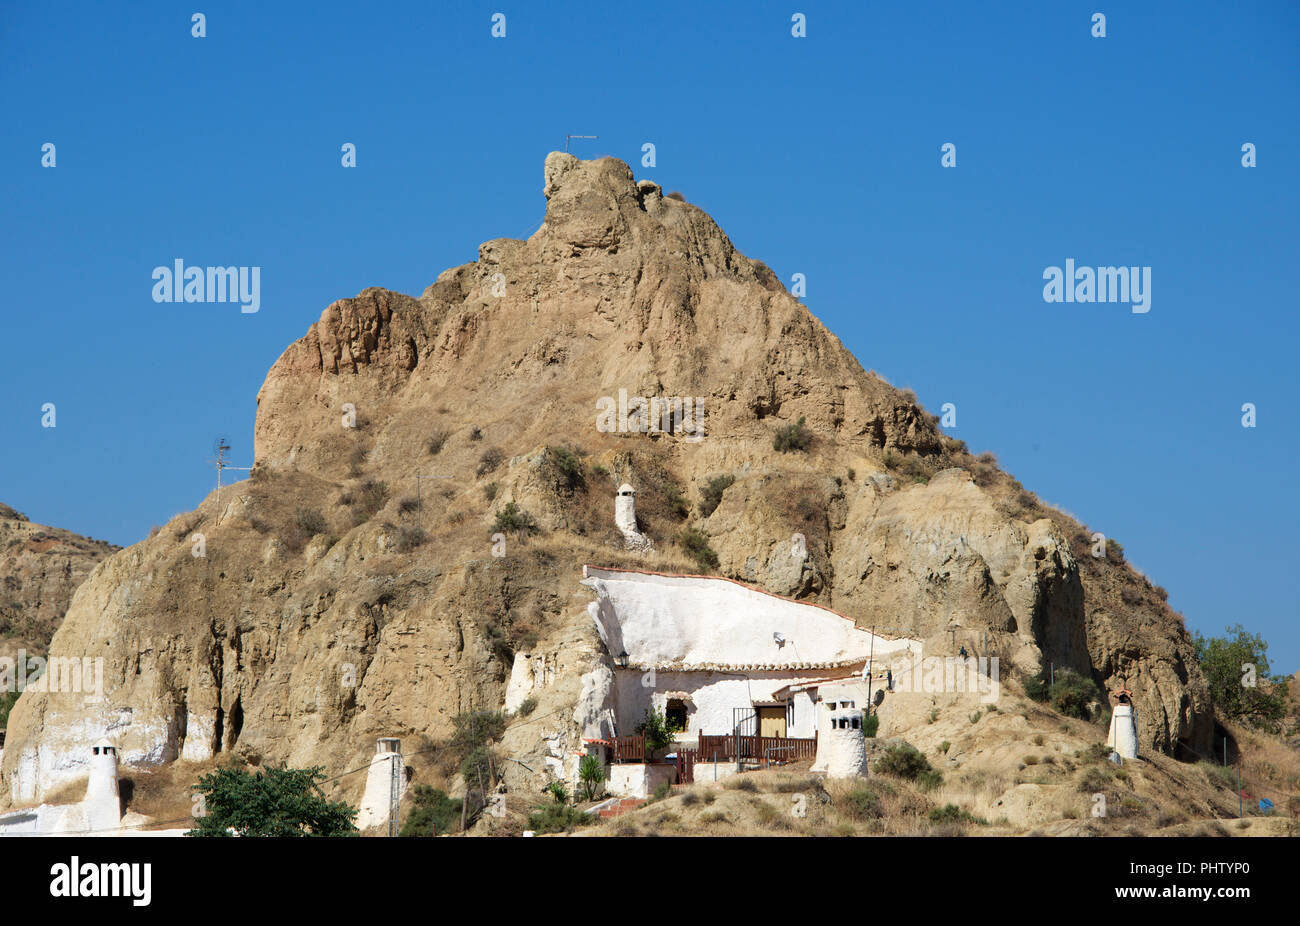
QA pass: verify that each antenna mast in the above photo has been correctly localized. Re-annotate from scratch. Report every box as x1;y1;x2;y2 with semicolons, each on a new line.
211;437;252;511
565;134;597;153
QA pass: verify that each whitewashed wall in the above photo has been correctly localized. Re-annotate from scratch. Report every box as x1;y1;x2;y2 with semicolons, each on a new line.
583;567;918;668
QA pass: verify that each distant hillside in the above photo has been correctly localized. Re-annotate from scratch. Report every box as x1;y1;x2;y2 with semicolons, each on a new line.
0;503;120;663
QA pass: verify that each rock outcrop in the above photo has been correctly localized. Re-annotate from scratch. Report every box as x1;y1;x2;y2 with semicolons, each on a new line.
1;154;1211;808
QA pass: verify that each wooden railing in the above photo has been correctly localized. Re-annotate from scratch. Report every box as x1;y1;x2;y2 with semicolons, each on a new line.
696;732;817;764
612;734;646;762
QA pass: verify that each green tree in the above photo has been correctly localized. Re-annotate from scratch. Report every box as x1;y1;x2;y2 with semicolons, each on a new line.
1193;624;1290;731
187;764;357;837
635;708;675;756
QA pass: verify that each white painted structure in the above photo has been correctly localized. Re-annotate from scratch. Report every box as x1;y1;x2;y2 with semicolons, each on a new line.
614;485;650;550
84;738;121;831
578;566;921;739
810;684;868;778
1106;689;1139;760
606;763;677;799
356;737;404;831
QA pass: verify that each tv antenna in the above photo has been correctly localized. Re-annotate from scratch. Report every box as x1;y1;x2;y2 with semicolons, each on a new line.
211;437;252;511
565;134;597;153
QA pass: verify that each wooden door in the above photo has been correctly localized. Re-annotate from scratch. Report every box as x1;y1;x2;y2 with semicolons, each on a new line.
757;706;787;738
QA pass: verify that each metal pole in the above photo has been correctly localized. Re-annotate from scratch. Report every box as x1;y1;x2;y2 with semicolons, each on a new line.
867;626;875;711
389;750;400;837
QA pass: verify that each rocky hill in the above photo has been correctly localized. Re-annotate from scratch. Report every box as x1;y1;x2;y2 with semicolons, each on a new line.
0;503;119;664
0;154;1212;809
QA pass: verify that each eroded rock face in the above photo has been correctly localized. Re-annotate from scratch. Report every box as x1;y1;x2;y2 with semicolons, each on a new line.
2;154;1210;806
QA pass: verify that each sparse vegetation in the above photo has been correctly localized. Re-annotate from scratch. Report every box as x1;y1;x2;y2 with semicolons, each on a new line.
295;507;328;538
349;479;389;526
773;416;812;453
929;804;985;826
347;447;367;477
477;447;505;477
699;474;735;517
493;502;538;537
393;525;427;552
400;786;462;837
427;429;450;455
679;527;719;572
527;803;593;834
543;446;585;492
840;786;882;820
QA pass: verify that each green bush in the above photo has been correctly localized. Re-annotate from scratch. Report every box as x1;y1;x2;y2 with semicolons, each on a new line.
699;474;735;517
0;689;20;728
1077;766;1112;793
350;479;389;525
863;712;880;738
394;525;427;552
917;770;944;792
873;743;938;784
543;446;585;492
545;780;569;804
841;786;882;820
295;507;328;537
679;527;719;572
527;803;593;834
400;786;462;836
1022;670;1050;702
493;502;538;537
773;416;812;453
1048;669;1101;720
929;804;985;825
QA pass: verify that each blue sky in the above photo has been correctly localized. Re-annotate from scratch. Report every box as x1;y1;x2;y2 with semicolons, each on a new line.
2;1;1297;670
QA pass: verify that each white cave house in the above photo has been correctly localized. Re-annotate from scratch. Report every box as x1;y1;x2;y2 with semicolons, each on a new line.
577;566;922;745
